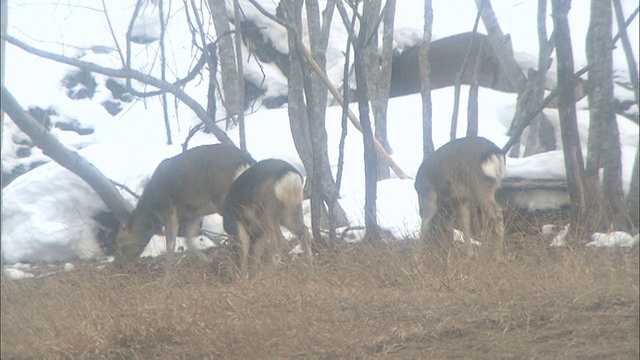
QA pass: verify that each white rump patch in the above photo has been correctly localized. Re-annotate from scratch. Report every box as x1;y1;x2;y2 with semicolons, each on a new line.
233;164;252;180
481;153;506;181
274;172;304;209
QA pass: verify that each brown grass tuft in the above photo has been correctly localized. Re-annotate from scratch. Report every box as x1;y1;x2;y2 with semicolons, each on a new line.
2;226;638;358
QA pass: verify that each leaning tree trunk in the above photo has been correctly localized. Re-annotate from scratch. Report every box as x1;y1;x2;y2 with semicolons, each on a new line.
475;0;527;92
1;86;132;225
551;0;588;241
585;0;626;231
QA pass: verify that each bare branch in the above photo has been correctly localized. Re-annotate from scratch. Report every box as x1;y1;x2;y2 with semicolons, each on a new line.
246;0;409;179
2;34;234;145
125;0;145;91
451;0;484;141
100;0;126;67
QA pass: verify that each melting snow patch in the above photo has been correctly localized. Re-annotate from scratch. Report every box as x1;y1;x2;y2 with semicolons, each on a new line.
549;224;570;247
2;267;35;280
452;229;481;246
587;231;639;249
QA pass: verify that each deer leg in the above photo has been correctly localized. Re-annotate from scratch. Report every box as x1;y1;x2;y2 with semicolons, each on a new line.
164;209;179;261
265;221;285;262
234;221;251;279
283;207;313;259
456;199;474;255
251;231;268;269
484;198;505;254
419;186;439;244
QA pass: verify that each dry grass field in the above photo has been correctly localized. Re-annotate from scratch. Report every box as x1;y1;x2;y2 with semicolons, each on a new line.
2;213;639;359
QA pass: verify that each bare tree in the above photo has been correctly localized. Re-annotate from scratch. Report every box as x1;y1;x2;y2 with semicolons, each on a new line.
585;0;626;231
232;0;246;150
517;0;556;157
354;0;383;240
451;2;483;141
612;0;639;106
1;0;7;147
419;0;434;158
611;1;638;230
333;0;358;241
187;0;219;136
475;0;555;158
158;0;171;144
627;150;639;230
474;0;526;92
279;0;349;241
360;0;396;180
207;0;243;129
551;0;588;240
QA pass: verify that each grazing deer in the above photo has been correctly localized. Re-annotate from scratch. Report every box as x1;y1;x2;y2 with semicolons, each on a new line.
414;137;506;253
222;158;312;279
114;144;256;266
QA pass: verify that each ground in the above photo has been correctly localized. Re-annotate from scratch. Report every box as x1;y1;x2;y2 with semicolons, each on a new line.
1;211;639;359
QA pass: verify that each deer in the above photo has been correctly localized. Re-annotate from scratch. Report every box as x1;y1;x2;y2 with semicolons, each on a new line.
414;137;506;254
114;144;256;266
222;158;313;279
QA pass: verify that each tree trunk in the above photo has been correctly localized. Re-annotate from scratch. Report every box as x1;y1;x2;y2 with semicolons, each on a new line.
586;0;626;231
1;86;132;225
551;0;588;240
208;0;242;127
1;0;7;146
1;0;7;261
361;0;395;180
420;0;434;158
475;0;527;92
627;149;639;231
281;0;348;241
355;4;381;240
233;0;246;150
612;0;639;106
521;0;555;157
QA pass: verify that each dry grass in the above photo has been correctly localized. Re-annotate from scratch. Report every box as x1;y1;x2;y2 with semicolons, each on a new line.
2;216;639;359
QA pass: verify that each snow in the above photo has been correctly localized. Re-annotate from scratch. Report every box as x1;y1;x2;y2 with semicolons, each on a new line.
2;0;639;268
587;232;640;249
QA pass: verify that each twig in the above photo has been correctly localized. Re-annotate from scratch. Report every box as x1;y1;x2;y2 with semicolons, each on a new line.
159;0;172;144
100;0;126;67
451;0;485;141
110;179;141;200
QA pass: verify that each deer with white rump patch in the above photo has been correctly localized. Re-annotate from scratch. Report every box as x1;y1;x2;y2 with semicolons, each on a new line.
414;137;506;253
114;144;255;266
222;158;313;279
